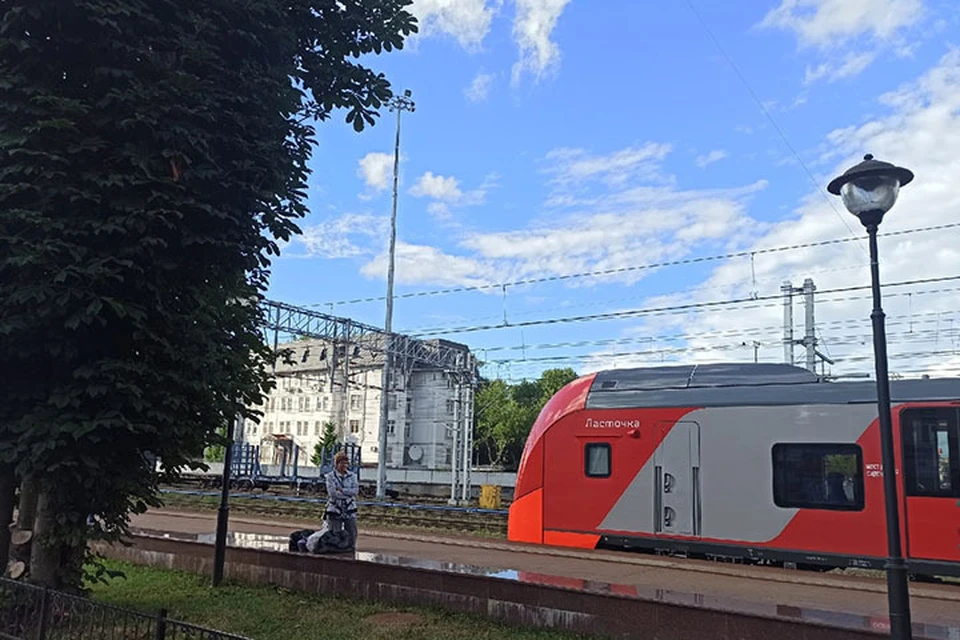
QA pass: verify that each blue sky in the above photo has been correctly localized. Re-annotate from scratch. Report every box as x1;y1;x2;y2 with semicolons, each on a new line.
267;0;960;382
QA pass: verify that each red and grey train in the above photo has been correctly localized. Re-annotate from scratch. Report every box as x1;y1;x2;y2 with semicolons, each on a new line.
507;363;960;578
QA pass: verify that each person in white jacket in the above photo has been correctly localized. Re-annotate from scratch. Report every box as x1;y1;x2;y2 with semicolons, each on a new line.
323;451;359;549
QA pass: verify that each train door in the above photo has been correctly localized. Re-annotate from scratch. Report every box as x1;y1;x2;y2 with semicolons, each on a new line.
900;407;960;562
654;421;701;537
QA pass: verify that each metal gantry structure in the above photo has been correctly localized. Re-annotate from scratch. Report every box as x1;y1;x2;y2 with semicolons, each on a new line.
259;299;479;504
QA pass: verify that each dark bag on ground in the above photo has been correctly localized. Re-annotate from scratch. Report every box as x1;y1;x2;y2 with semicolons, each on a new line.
287;528;353;554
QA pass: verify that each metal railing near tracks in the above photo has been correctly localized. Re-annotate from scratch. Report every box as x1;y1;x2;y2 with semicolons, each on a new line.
0;577;249;640
160;488;510;516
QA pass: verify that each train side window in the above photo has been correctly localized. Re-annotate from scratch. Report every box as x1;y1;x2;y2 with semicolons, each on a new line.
901;408;960;498
772;443;864;511
585;443;611;478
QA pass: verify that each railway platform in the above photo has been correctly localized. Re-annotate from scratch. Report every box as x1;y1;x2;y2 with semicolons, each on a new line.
120;509;960;639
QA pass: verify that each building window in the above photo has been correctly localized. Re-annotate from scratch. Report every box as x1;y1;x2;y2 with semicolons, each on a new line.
404;423;411;437
584;443;611;478
315;396;322;411
350;394;361;410
298;397;305;412
350;420;360;434
314;421;322;436
387;419;395;435
772;443;864;510
446;399;455;415
406;398;412;416
902;408;959;498
388;395;397;410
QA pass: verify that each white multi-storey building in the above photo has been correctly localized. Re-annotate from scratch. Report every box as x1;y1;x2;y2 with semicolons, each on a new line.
236;336;474;470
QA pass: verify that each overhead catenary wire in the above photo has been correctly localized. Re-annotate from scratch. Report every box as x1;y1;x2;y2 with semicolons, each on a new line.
483;346;960;369
406;274;960;337
312;222;960;308
476;318;959;359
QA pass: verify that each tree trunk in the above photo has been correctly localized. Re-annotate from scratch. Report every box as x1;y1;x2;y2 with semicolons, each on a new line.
6;475;38;580
16;476;38;529
0;465;15;573
28;487;61;589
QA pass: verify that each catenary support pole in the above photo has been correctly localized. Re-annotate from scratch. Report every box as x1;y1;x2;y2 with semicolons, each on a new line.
781;280;794;365
803;278;817;372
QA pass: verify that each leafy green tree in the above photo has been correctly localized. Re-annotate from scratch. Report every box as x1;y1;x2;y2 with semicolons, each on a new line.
0;0;415;589
474;369;580;470
311;421;339;466
538;367;579;404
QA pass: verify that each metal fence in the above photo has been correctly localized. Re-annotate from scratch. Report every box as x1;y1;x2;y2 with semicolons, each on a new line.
0;577;249;640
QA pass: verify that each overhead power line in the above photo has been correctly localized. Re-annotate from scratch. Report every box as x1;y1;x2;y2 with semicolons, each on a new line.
476;318;958;359
407;274;960;338
314;222;960;308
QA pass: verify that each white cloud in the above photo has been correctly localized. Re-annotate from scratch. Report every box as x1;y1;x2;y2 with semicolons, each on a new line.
410;172;463;201
427;202;453;220
295;214;388;259
361;143;768;292
465;72;495;102
696;150;728;168
759;0;924;48
511;0;573;86
411;0;500;50
804;51;877;84
598;47;960;379
408;171;495;221
357;152;393;192
543;143;673;188
361;242;499;287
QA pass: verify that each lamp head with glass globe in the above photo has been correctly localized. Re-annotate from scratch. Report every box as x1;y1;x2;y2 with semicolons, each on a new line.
827;154;914;228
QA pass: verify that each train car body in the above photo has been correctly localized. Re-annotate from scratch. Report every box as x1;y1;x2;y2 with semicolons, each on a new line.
508;363;960;577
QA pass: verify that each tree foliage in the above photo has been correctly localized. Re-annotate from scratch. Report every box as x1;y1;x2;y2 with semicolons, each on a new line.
0;0;416;589
311;421;339;466
474;368;579;470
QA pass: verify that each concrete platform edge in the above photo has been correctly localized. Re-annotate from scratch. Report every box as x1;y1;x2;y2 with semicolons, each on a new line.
93;534;892;640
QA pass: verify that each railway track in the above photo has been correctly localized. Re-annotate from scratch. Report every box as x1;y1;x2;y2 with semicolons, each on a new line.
159;490;508;537
163;477;511;507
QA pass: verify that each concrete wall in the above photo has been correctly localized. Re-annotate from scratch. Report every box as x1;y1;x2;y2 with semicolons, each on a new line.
94;534;897;640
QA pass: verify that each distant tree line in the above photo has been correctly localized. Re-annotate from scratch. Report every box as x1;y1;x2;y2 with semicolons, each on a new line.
473;368;579;471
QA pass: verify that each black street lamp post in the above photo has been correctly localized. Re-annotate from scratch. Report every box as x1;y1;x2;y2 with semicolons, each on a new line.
828;154;915;640
213;413;240;587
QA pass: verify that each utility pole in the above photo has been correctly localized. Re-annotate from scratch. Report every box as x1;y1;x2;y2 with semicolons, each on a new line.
781;280;795;365
377;89;415;501
782;278;822;374
803;278;817;373
460;354;475;504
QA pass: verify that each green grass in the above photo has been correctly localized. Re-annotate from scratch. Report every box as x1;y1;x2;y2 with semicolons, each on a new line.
89;560;596;640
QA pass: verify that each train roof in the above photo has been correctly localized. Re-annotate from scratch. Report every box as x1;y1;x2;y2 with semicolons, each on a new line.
585;363;960;409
